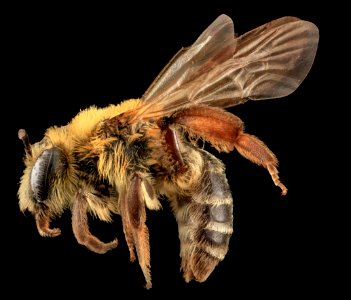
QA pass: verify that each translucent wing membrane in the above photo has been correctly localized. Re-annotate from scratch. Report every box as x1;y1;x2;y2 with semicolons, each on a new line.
143;15;236;102
229;16;319;101
127;14;318;122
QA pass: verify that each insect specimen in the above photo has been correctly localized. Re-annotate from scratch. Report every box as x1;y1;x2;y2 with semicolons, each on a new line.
17;14;319;288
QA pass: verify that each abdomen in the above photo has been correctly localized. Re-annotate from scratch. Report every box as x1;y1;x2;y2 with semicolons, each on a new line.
164;148;234;282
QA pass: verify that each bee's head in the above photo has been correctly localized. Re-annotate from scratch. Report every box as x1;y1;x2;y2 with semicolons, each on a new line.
18;128;75;237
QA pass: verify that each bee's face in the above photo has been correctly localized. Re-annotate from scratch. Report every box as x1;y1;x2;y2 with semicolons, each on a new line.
29;146;69;206
18;130;74;224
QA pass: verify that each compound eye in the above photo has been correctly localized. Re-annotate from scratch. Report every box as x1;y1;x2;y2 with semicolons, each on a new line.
30;147;67;203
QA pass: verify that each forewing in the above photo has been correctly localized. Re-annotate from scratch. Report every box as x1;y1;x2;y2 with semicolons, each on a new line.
127;15;319;121
143;14;237;102
127;14;236;121
228;16;319;101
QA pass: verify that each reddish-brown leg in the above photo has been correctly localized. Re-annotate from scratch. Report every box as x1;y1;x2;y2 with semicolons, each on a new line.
120;173;152;289
72;190;118;254
35;212;61;237
160;123;187;173
235;133;288;195
171;105;287;195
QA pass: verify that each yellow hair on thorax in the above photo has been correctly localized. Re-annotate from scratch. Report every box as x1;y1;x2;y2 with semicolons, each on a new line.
68;98;141;142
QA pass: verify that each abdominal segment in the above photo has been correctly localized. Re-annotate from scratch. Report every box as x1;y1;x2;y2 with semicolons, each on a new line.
168;150;233;282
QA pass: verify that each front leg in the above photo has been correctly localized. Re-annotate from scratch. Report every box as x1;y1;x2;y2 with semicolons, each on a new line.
171;105;287;195
72;190;118;254
35;211;61;237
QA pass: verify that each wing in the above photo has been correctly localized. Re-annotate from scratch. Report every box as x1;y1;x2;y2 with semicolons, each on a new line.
127;14;319;122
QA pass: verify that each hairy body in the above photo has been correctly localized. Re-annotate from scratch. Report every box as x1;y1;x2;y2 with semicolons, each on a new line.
18;14;319;288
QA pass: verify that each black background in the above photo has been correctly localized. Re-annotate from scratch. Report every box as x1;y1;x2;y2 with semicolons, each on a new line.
4;1;332;298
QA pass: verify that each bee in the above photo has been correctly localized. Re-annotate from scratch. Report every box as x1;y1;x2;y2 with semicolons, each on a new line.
17;14;319;289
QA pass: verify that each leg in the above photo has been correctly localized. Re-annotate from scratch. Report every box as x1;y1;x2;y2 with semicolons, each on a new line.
35;212;61;237
235;133;288;195
72;190;118;254
171;105;287;195
159;120;187;173
119;173;152;289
